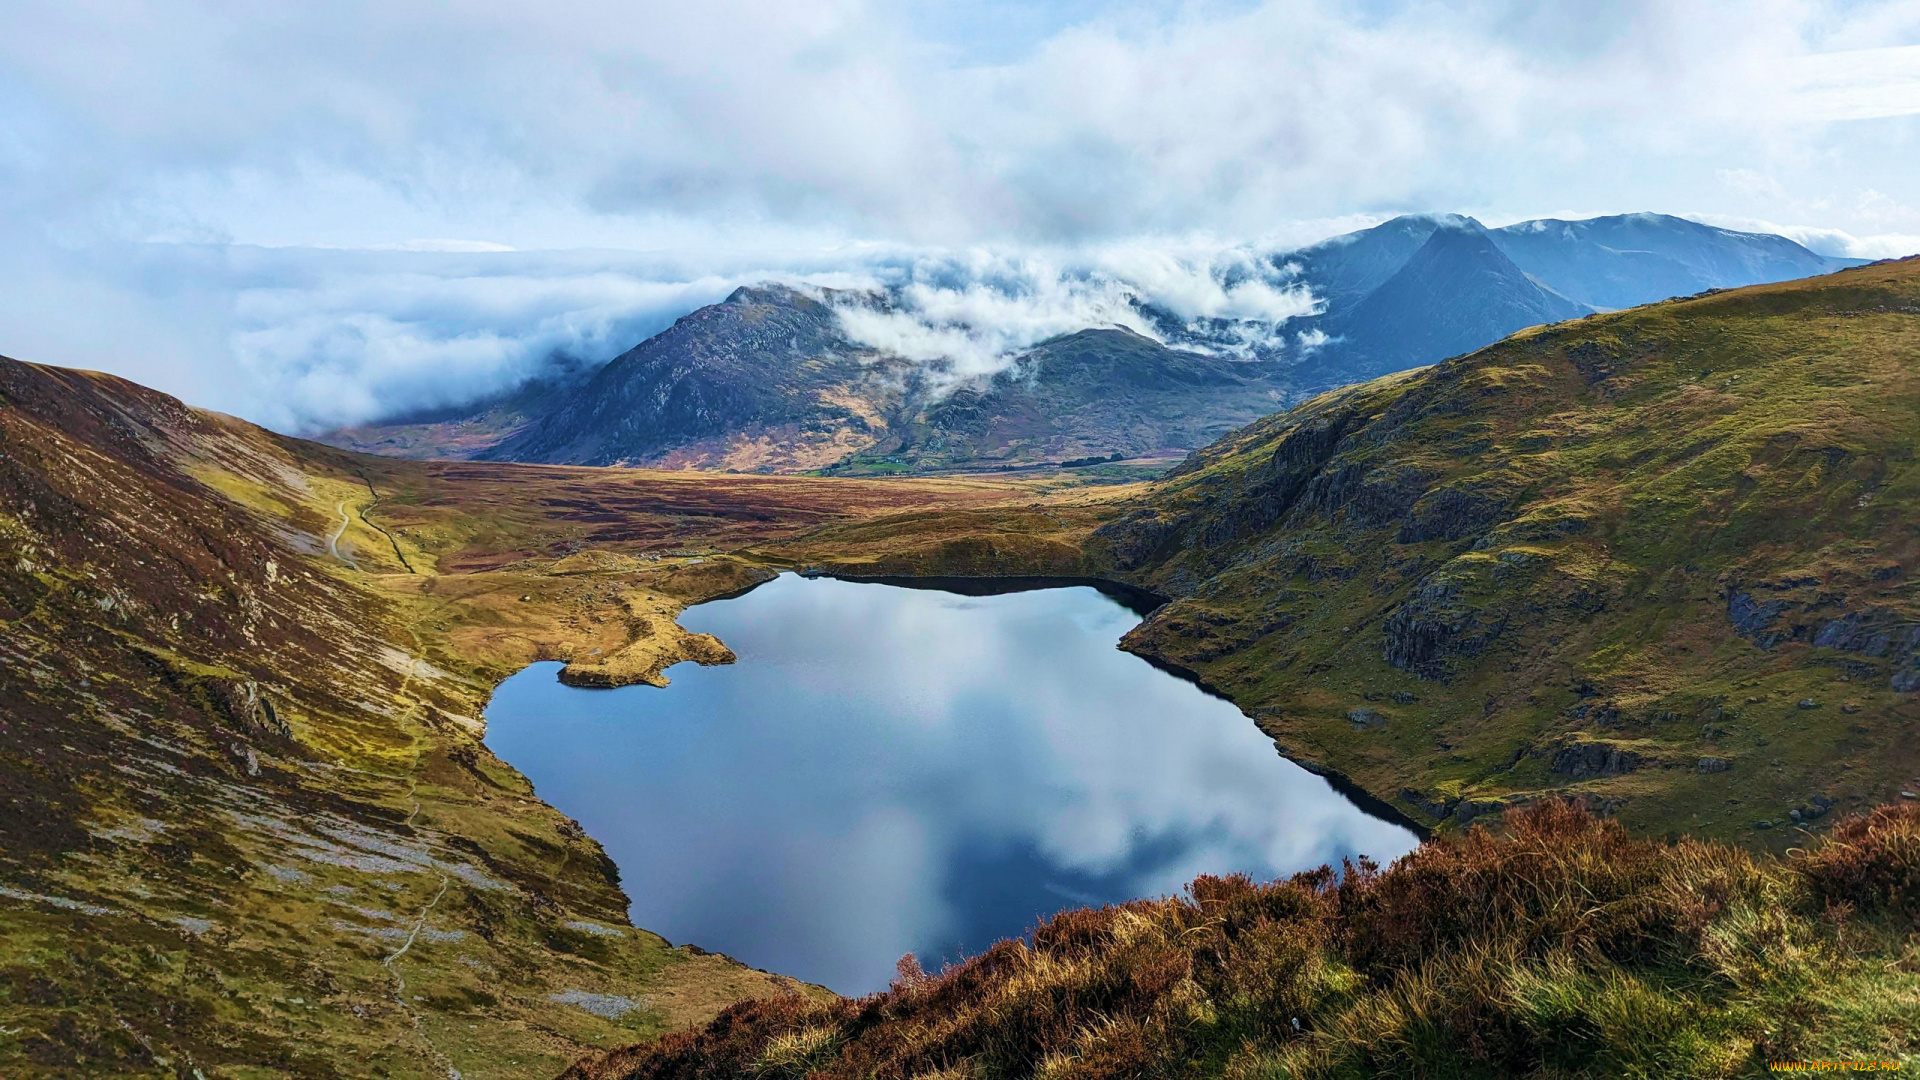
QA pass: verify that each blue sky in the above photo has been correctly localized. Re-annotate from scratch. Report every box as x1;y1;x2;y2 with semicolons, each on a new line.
2;0;1917;428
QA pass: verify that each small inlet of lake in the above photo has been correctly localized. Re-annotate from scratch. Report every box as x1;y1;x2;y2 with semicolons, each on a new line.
484;574;1418;994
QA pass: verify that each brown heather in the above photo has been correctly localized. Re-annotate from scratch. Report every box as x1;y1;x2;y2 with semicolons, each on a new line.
566;802;1920;1080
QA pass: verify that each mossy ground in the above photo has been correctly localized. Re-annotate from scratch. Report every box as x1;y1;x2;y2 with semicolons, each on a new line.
0;365;1050;1077
1109;260;1920;849
7;261;1920;1076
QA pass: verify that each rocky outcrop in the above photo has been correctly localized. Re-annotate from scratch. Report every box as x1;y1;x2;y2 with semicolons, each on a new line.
1347;707;1388;730
1397;485;1509;544
1093;509;1181;570
201;677;292;740
1726;584;1920;692
1382;576;1508;680
1551;741;1643;780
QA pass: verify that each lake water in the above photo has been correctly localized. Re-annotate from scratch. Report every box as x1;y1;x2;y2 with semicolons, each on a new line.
483;574;1418;994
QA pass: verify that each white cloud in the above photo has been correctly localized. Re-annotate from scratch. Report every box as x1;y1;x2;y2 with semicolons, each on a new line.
1687;210;1920;260
0;0;1915;424
824;243;1317;392
1788;43;1920;121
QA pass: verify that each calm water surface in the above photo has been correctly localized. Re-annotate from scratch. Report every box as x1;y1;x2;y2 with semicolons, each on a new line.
484;575;1416;993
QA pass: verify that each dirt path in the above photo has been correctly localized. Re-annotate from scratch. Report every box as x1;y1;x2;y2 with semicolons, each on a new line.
384;874;461;1078
326;501;360;569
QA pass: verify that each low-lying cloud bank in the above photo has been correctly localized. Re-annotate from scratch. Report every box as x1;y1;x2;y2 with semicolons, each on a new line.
824;244;1317;391
0;239;1327;433
2;218;1911;436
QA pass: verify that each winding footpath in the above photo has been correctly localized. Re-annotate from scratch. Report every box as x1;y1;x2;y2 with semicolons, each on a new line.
326;501;359;569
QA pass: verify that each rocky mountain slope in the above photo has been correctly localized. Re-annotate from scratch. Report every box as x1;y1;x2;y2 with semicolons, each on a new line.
0;356;1101;1077
1279;212;1860;388
480;286;903;471
1299;220;1590;385
1095;256;1920;843
324;286;1285;475
861;326;1292;473
479;289;1293;474
326;215;1855;476
1491;211;1854;310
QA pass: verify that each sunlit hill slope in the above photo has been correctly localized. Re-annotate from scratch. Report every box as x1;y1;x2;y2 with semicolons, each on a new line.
1099;258;1920;843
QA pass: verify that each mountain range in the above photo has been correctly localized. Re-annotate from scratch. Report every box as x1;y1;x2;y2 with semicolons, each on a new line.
325;213;1862;474
3;254;1916;1077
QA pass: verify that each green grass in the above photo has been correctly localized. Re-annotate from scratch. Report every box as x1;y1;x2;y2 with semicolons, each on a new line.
1102;259;1920;848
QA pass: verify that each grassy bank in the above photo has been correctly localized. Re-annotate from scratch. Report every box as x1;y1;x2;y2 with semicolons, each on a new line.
567;802;1920;1079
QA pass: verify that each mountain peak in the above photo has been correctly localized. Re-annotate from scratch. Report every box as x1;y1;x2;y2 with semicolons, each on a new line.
1313;217;1587;378
1407;219;1501;255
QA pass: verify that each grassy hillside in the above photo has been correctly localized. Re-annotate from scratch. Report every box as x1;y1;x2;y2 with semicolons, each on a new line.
567;801;1920;1079
0;357;1090;1077
1094;258;1920;845
9;257;1920;1077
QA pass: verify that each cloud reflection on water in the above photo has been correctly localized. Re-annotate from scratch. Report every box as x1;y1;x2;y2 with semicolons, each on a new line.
484;576;1416;994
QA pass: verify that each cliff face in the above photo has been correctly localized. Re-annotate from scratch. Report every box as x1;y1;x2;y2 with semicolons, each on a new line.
1096;258;1920;842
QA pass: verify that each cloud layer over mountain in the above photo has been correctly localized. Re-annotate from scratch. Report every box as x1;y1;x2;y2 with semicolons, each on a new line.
1;0;1916;427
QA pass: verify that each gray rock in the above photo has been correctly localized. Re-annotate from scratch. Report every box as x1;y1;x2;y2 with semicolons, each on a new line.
1347;707;1388;730
1697;757;1731;773
1454;797;1521;824
1552;742;1642;780
1382;576;1508;681
1397;485;1507;545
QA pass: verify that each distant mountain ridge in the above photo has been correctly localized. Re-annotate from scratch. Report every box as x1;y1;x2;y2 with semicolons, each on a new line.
1275;212;1860;387
1301;220;1589;386
321;212;1862;473
459;286;1294;473
484;285;903;471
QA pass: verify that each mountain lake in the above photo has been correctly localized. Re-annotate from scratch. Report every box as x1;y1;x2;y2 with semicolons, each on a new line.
484;573;1419;994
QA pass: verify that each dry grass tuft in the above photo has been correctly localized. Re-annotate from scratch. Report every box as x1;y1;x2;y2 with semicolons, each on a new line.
563;802;1920;1080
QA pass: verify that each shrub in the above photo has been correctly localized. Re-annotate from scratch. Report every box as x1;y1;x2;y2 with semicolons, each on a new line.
563;802;1920;1080
1794;802;1920;923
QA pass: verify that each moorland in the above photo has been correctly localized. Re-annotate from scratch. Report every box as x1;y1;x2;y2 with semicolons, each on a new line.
2;258;1917;1076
